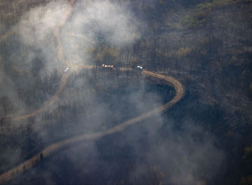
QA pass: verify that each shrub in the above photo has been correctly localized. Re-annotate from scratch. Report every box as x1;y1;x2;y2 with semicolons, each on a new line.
176;47;193;58
243;145;252;159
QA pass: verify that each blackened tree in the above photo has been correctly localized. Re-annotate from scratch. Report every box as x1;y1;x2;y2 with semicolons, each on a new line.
0;96;14;129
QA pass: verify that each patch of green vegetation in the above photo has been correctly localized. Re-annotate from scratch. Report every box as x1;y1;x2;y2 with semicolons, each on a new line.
181;11;209;29
176;46;194;58
243;145;252;159
240;175;252;185
181;0;245;28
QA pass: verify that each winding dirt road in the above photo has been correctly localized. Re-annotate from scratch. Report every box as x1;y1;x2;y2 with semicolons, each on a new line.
0;69;184;184
53;0;75;66
0;0;185;183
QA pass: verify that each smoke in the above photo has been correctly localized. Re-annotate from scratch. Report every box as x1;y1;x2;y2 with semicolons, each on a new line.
15;0;141;72
0;0;142;120
61;0;141;65
0;63;27;117
119;117;225;185
16;1;67;75
82;1;140;45
0;1;229;184
18;1;68;47
0;23;6;35
29;112;224;185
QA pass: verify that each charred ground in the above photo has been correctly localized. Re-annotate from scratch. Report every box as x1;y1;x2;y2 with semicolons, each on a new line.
0;0;252;184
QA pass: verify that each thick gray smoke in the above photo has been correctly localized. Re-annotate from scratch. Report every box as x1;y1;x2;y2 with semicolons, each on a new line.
30;114;224;185
0;0;141;174
16;0;140;72
0;0;142;121
61;0;141;65
16;1;68;75
0;1;227;185
130;120;224;185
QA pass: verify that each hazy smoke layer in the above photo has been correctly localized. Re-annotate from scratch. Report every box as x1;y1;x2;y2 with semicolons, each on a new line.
0;0;142;119
16;0;141;71
0;1;227;185
118;117;224;185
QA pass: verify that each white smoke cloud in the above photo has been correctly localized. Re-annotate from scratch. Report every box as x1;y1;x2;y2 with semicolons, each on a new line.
61;0;141;65
15;0;141;72
127;119;225;185
18;1;68;47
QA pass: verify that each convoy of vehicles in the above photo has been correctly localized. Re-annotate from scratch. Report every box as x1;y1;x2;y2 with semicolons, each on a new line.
63;65;143;72
101;64;143;71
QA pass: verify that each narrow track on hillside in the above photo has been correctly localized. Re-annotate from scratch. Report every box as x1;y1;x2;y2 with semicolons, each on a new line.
0;69;184;183
54;0;75;66
0;0;185;183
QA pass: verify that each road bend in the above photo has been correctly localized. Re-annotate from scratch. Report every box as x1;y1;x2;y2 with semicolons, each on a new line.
0;69;184;183
0;0;185;183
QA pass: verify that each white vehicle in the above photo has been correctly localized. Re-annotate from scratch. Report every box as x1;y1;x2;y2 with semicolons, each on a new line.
64;67;70;73
135;66;143;70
